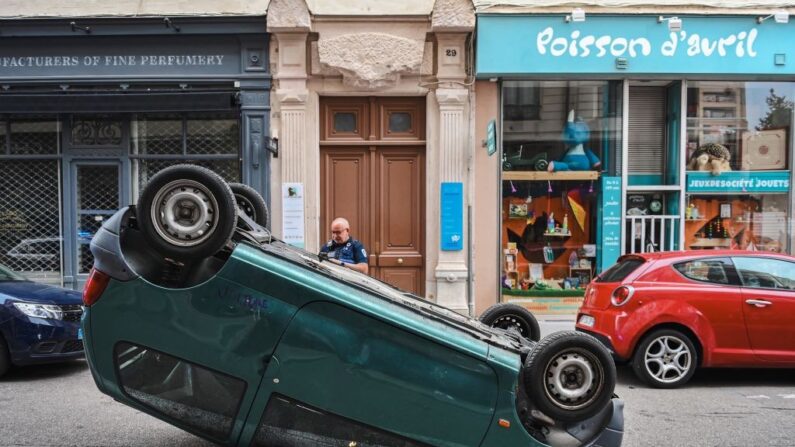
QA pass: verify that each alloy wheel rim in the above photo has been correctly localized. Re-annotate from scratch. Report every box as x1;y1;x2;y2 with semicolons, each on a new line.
544;348;603;410
492;314;528;337
151;179;219;247
644;335;692;384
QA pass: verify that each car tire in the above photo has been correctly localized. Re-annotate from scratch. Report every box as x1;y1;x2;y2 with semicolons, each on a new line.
523;331;616;423
479;303;540;342
0;334;10;378
229;183;269;228
632;328;697;389
137;164;237;261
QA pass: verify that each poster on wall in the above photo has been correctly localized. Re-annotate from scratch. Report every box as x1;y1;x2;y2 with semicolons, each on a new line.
599;177;622;271
282;183;305;248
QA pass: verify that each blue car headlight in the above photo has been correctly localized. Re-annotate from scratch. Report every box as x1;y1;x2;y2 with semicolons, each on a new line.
12;302;64;320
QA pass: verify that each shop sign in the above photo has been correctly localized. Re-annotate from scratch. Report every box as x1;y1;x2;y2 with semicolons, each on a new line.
485;120;497;156
686;171;790;193
0;35;244;78
282;183;305;249
598;177;621;271
440;182;463;251
477;16;794;75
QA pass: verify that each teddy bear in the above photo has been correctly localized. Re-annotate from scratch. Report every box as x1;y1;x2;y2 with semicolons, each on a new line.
548;110;601;172
687;143;732;176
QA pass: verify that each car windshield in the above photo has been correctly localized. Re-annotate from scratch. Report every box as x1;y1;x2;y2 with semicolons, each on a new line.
252;239;525;352
0;265;28;282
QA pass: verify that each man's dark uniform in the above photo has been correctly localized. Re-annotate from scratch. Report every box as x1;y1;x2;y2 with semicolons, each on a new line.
319;238;368;266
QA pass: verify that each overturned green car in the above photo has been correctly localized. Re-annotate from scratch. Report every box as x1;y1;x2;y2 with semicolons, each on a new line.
82;165;623;447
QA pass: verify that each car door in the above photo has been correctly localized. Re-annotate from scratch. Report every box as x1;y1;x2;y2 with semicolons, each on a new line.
733;256;795;363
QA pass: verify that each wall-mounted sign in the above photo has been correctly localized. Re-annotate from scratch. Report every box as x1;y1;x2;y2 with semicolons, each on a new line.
0;35;247;78
477;16;794;75
485;119;497;156
282;183;305;249
686;171;790;193
598;176;621;272
440;182;463;251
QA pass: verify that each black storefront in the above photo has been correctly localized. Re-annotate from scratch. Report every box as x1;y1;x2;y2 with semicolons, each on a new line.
0;18;271;289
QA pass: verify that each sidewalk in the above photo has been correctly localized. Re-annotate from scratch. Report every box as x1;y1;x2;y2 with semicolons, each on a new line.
536;315;576;339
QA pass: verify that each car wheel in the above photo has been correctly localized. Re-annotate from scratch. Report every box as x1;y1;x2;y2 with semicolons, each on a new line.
632;329;697;388
137;164;237;261
534;159;549;171
0;335;10;378
479;303;540;342
229;183;269;228
523;331;616;423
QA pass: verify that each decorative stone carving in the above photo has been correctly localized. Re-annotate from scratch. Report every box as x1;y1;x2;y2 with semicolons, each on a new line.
267;0;311;32
317;33;425;89
432;0;475;31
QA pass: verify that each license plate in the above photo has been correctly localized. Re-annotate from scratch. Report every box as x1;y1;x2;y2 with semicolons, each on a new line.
78;328;83;340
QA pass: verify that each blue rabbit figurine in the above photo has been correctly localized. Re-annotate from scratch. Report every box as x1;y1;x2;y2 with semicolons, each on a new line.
548;110;601;172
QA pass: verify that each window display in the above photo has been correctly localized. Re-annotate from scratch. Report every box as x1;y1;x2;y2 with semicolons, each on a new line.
501;81;622;310
686;81;793;255
684;194;788;253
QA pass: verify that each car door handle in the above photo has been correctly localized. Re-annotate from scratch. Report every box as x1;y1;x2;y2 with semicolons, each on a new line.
745;299;772;308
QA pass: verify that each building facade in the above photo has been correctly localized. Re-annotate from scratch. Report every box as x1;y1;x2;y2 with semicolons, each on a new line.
473;1;795;315
0;2;272;289
267;0;477;313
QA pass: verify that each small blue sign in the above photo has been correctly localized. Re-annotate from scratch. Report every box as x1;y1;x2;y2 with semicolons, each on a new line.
486;119;497;156
440;182;464;251
686;171;790;193
477;15;794;76
598;176;622;272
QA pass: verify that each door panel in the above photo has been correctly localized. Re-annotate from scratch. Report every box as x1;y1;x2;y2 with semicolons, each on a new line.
73;162;122;289
733;256;795;363
320;97;425;295
251;302;498;446
320;148;372;267
376;148;424;292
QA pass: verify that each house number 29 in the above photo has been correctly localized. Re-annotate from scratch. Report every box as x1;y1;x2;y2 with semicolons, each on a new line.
445;49;457;57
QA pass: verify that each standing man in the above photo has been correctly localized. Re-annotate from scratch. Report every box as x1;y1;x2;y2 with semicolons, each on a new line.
319;217;369;274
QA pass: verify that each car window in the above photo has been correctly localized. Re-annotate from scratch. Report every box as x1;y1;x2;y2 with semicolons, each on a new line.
252;394;429;447
595;257;644;283
733;257;795;291
674;258;735;285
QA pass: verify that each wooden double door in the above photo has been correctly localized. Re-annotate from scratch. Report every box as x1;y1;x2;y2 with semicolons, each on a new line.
320;97;426;295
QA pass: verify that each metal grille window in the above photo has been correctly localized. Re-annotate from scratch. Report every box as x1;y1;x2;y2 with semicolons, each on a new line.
131;112;241;198
628;87;667;175
8;116;59;155
0;159;62;281
76;165;120;273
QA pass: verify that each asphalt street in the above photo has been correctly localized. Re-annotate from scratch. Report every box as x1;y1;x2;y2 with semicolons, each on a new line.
0;318;793;447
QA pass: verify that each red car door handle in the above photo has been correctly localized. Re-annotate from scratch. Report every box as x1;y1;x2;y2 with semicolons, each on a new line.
745;299;772;308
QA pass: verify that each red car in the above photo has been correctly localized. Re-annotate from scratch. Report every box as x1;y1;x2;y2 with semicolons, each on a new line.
576;250;795;388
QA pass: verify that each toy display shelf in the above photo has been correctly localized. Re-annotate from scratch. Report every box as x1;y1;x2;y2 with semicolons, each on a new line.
502;171;600;181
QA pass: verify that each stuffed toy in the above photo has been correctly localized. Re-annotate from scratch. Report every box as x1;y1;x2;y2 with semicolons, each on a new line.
548;110;601;172
687;143;732;176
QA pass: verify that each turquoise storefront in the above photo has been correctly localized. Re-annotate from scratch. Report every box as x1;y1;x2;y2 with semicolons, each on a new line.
477;13;795;310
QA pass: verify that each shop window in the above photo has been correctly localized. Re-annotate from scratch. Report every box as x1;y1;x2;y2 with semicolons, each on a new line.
503;82;540;121
686;82;793;172
187;113;239;155
673;258;736;285
251;394;427;447
9;116;59;155
114;342;246;441
684;194;789;253
132;114;182;155
733;257;795;290
501;81;622;311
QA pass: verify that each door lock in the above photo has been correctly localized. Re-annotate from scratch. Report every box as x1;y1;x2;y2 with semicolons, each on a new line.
397;258;404;264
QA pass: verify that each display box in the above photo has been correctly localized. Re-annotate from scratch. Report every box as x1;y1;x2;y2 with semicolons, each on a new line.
741;128;787;170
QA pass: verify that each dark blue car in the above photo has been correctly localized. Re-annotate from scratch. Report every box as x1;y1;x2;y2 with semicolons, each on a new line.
0;264;84;377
